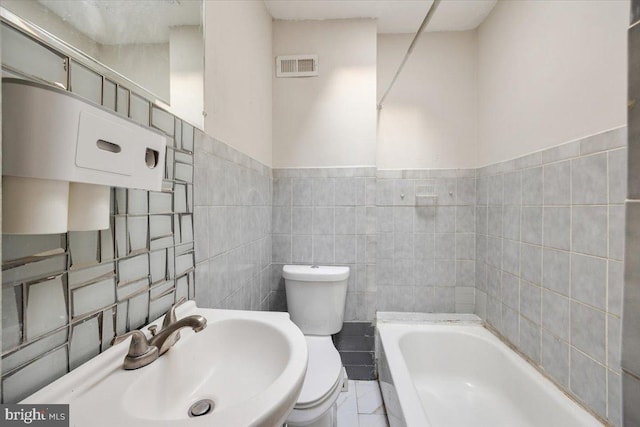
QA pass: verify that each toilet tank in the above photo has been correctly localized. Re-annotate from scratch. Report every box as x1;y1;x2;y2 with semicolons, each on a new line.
283;265;349;335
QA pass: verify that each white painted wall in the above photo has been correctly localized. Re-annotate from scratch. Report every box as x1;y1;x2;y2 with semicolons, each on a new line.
477;0;628;165
377;31;477;169
170;26;204;128
204;0;273;166
272;19;377;168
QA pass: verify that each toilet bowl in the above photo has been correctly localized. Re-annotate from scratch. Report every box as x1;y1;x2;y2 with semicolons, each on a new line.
283;265;350;427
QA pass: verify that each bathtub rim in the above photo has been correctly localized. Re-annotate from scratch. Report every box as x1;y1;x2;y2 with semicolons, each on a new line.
375;312;606;427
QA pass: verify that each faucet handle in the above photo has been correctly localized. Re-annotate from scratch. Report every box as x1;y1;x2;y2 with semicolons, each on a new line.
112;330;153;357
111;330;159;370
162;297;187;328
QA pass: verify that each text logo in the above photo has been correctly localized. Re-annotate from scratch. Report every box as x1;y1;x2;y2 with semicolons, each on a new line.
1;405;69;426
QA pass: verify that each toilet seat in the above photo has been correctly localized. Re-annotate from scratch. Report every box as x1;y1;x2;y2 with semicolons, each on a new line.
295;336;343;409
286;336;344;426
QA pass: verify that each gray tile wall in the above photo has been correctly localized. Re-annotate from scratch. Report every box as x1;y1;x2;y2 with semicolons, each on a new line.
270;168;376;320
374;169;476;314
269;167;477;322
193;132;272;312
475;127;626;426
624;3;640;425
1;21;196;403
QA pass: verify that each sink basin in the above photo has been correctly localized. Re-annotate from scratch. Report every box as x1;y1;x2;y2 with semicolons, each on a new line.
22;302;308;427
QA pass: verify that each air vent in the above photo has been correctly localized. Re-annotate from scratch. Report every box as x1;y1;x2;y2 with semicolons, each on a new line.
276;55;318;78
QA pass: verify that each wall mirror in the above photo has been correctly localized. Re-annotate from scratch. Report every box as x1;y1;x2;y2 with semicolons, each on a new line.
1;0;204;126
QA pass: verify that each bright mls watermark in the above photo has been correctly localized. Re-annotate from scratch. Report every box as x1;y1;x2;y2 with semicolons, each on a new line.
1;405;69;426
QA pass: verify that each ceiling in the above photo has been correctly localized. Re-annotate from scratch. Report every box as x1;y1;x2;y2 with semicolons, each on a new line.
38;0;202;45
264;0;498;33
37;0;495;46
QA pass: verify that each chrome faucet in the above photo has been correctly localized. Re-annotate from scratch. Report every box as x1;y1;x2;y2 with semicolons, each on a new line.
147;297;188;351
111;299;207;369
149;313;207;356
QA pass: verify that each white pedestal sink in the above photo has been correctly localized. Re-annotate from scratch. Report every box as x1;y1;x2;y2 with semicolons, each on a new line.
22;302;309;427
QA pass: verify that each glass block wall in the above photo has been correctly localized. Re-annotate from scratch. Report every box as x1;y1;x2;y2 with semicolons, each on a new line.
1;20;195;402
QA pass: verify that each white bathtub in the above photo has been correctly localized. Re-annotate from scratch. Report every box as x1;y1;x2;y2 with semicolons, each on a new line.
376;314;603;427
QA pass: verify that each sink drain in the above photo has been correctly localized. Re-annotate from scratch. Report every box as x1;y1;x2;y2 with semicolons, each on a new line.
188;399;215;417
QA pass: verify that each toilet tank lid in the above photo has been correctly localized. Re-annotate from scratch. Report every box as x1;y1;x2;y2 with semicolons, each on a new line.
283;265;350;282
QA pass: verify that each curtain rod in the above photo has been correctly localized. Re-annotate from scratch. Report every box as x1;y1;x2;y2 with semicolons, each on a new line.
377;0;442;110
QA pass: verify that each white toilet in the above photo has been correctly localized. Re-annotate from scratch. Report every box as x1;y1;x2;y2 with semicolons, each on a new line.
283;265;350;427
